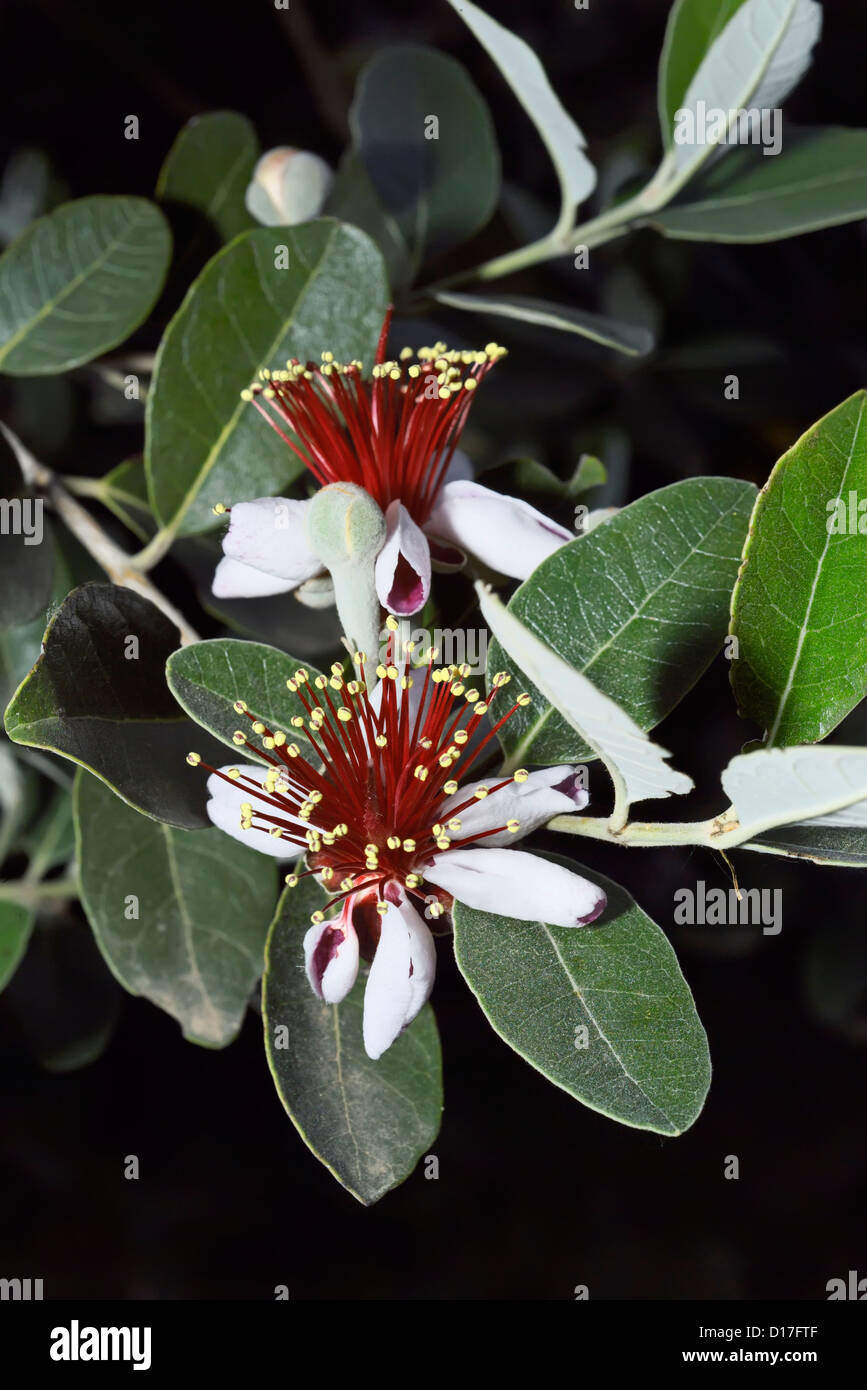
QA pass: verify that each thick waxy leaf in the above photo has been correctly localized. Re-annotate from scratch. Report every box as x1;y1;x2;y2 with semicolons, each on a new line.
0;900;34;992
487;477;756;767
351;43;499;267
75;770;277;1047
4;583;227;829
167;638;326;762
744;817;867;867
156;111;258;244
730;391;867;746
434;290;653;356
719;745;867;845
658;0;750;148
480;586;693;822
146;221;388;537
670;0;821;186
453;855;710;1135
263;874;443;1204
0;430;54;627
447;0;595;217
652;127;867;241
0;196;171;375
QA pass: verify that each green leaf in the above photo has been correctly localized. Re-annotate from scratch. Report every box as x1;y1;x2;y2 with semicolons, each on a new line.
263;873;443;1204
98;456;155;542
4;583;229;829
0;196;171;375
350;43;499;267
145;221;388;537
651;127;867;241
0;900;34;992
156;111;259;244
730;390;867;746
744;819;867;867
446;0;595;220
487;477;757;767
0;430;54;627
75;769;276;1047
479;584;694;821
19;785;75;877
658;0;750;149
506;453;607;500
166;638;325;762
433;290;654;356
453;855;710;1135
667;0;821;189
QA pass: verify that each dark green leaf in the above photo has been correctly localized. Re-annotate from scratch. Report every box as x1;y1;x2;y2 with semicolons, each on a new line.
4;583;228;829
743;820;867;867
453;855;710;1135
730;390;867;745
0;196;171;375
263;873;443;1204
167;637;325;762
145;221;388;536
351;43;499;267
0;900;34;992
156;111;259;244
326;151;414;289
488;477;756;766
651;127;867;241
75;769;277;1046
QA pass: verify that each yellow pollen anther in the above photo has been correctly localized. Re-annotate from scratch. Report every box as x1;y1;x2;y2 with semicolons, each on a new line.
232;731;246;745
435;836;450;850
186;752;201;766
402;838;416;853
273;731;286;747
474;787;489;799
252;721;266;734
364;843;379;856
414;765;429;781
376;901;389;916
311;910;325;924
386;615;399;631
320;867;334;882
386;835;401;850
269;827;283;838
287;743;300;758
465;688;480;703
443;780;458;795
428;902;445;919
285;874;299;887
340;877;355;892
517;693;531;707
454;730;469;745
448;818;462;832
227;768;241;780
507;819;520;833
337;708;352;722
263;737;275;749
405;873;422;888
514;769;529;783
213;502;228;515
374;734;388;748
232;700;248;713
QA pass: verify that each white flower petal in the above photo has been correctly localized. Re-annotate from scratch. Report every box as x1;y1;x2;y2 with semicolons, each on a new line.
440;765;589;846
362;888;437;1060
222;496;321;582
426;479;571;580
205;765;300;859
374;501;432;616
303;910;359;1003
424;846;606;927
212;556;300;599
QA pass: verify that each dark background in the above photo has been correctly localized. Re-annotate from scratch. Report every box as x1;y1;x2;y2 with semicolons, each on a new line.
0;0;866;1299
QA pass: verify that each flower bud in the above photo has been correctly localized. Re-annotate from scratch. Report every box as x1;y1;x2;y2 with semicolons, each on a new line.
245;147;334;226
306;482;386;570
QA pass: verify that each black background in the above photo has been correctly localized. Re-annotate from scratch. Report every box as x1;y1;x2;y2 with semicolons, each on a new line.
0;0;866;1300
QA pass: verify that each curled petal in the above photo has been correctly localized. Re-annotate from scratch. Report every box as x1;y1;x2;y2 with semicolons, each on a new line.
441;766;589;846
374;501;432;616
362;887;437;1060
220;496;321;585
426;479;571;580
424;846;606;927
304;907;359;1003
205;765;300;858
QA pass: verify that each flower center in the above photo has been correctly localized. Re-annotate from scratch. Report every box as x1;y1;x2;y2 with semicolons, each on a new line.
240;308;506;525
187;620;531;926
